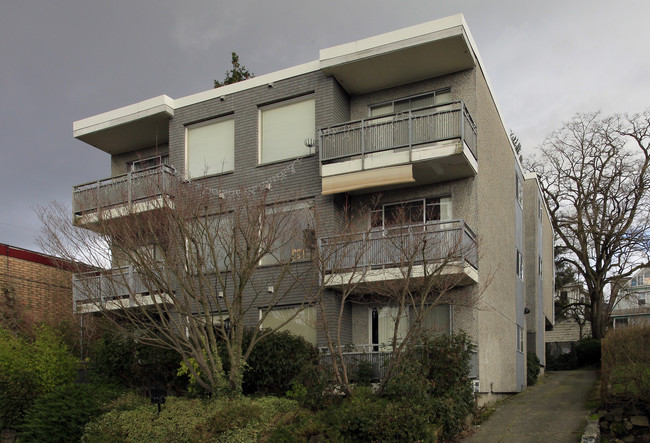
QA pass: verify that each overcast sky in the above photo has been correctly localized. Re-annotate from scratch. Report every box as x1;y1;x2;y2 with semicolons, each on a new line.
1;0;649;252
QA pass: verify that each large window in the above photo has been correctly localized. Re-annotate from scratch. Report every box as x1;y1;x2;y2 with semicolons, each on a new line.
259;97;315;164
421;305;451;335
371;197;452;230
188;217;231;273
260;201;314;266
186;117;235;178
371;307;408;349
261;305;317;344
370;305;450;349
369;89;451;117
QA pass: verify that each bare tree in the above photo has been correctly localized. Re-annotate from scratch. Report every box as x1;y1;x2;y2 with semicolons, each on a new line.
37;170;318;395
529;110;650;339
314;199;481;395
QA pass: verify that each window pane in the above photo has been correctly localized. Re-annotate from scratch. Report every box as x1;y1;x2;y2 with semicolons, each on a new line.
384;200;425;227
190;217;231;273
434;91;451;104
262;306;317;344
369;103;393;117
421;305;450;335
187;118;234;178
377;307;407;345
410;93;436;110
260;203;313;266
260;98;315;164
426;196;452;222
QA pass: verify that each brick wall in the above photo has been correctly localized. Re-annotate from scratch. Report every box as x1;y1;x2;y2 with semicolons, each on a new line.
0;244;75;329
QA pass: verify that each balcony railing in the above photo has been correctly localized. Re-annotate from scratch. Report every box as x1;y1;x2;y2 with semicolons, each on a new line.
319;101;477;164
319;343;478;381
72;265;164;312
320;346;391;381
73;163;176;217
319;219;477;276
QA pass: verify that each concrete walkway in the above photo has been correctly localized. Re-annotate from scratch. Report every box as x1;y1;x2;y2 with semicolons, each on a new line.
463;370;598;443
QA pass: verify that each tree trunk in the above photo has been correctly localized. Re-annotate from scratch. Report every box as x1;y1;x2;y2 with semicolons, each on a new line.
590;295;604;340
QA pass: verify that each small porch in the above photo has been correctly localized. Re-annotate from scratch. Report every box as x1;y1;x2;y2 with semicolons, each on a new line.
73;265;171;313
319;101;477;195
72;163;176;228
319;219;478;290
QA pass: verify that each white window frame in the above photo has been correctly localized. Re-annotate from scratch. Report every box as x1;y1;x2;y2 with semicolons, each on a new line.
370;196;452;231
368;88;452;117
185;116;235;179
258;96;315;165
516;249;524;279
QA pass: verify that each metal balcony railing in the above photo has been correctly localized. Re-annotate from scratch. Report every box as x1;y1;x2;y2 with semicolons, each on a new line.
320;346;391;381
72;265;154;311
72;163;176;216
319;219;477;275
319;343;478;381
319;101;477;164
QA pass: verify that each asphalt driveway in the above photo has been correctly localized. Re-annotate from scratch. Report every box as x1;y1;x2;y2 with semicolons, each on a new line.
462;369;598;443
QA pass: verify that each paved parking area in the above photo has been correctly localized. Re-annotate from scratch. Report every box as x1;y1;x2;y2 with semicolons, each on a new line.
462;369;598;443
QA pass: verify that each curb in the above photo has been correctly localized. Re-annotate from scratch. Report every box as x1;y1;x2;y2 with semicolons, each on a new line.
581;419;600;443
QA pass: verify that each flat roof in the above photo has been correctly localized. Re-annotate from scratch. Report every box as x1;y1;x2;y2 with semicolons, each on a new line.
73;14;513;154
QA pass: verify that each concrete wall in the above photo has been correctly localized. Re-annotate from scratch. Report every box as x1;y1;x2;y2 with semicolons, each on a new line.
523;177;545;366
472;63;522;394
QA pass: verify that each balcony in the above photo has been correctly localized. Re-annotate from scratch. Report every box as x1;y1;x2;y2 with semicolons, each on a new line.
319;102;477;195
73;164;177;228
319;343;478;381
73;265;172;314
319;219;478;289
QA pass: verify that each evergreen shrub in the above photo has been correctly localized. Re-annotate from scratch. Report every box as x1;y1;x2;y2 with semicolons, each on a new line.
527;351;541;385
238;329;319;396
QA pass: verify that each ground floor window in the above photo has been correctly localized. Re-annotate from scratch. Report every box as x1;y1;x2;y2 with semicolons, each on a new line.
517;325;524;352
370;304;450;349
261;305;317;345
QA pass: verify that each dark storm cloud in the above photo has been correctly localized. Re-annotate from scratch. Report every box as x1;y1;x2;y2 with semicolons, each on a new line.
1;0;648;251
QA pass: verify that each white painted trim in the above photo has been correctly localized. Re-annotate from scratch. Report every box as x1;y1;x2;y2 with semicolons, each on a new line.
319;14;466;65
73;95;175;136
174;61;320;109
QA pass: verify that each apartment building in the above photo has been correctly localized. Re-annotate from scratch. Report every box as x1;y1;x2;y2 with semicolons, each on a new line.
71;15;554;400
611;267;650;329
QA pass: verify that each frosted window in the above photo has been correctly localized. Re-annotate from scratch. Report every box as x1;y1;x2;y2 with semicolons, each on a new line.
262;306;317;344
186;118;234;178
260;98;315;164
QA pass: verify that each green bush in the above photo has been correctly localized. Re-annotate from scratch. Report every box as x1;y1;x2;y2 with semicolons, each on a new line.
381;332;475;439
0;327;76;430
19;383;120;443
527;352;541;385
238;329;319;396
83;395;299;442
91;329;185;393
354;359;374;386
601;325;649;406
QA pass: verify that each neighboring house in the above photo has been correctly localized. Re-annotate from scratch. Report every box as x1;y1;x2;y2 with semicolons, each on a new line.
611;267;650;329
0;243;76;329
70;15;554;401
546;284;591;355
